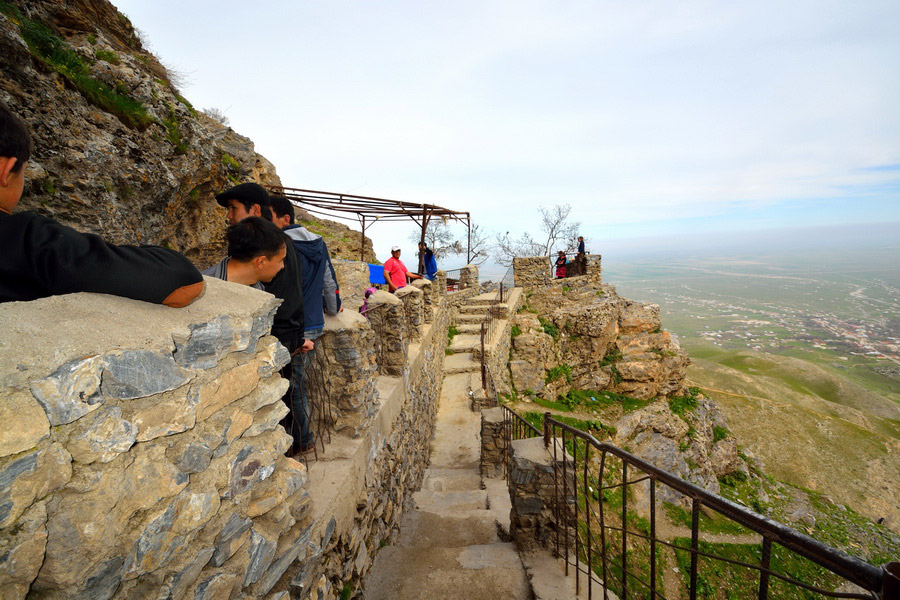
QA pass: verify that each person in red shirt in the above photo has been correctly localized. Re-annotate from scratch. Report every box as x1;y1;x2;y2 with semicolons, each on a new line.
383;245;423;293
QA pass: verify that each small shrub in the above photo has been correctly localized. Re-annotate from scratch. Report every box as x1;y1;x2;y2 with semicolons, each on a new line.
20;19;151;128
510;325;522;338
444;348;454;356
599;349;623;367
87;33;97;45
545;363;572;384
0;1;23;20
609;364;623;384
668;390;699;416
538;316;558;339
713;425;729;443
94;48;119;64
161;103;189;154
447;324;460;342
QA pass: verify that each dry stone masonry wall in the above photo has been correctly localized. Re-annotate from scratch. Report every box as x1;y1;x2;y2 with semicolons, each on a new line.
0;279;308;600
1;263;457;600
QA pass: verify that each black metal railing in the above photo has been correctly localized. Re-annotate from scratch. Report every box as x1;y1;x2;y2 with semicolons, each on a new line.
493;405;897;599
500;403;541;477
541;414;897;600
497;264;515;303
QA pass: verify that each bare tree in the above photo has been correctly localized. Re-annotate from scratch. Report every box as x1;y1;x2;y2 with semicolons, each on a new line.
494;203;580;266
203;107;231;127
466;222;491;265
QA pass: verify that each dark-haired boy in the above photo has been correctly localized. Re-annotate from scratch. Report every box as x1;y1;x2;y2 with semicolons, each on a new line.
215;182;314;455
0;102;204;306
202;217;286;288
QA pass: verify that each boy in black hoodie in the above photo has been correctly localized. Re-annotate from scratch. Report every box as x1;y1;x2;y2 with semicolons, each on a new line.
0;102;204;306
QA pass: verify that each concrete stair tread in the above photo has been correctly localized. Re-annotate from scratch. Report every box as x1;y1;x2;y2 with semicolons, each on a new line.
395;509;500;548
449;335;481;352
421;468;482;491
364;543;530;600
443;352;479;374
413;489;488;513
459;304;494;313
453;313;488;323
454;323;481;333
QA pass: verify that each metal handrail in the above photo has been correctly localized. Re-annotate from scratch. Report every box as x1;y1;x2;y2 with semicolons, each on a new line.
541;415;895;599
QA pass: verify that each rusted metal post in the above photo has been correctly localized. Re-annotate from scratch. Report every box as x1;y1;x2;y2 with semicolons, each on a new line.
360;215;366;262
544;412;551;448
466;214;472;264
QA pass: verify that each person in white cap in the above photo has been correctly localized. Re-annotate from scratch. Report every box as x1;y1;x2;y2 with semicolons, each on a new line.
383;245;423;293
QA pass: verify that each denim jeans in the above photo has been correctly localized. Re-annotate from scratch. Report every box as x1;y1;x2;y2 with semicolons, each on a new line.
286;352;313;448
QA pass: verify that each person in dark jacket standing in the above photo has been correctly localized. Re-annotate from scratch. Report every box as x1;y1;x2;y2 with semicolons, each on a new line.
270;195;342;341
0;102;204;306
215;183;314;455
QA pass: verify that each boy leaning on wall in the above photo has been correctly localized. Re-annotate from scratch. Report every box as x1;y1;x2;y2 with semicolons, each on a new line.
0;101;205;306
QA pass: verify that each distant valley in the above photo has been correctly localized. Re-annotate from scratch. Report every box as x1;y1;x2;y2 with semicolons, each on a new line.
605;245;900;530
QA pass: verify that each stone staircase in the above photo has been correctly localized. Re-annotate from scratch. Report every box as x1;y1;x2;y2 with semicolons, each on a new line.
364;290;590;600
363;293;531;599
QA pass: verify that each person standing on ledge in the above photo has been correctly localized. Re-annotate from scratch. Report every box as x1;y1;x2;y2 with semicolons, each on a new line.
418;241;438;280
215;182;315;456
384;245;423;293
0;102;204;306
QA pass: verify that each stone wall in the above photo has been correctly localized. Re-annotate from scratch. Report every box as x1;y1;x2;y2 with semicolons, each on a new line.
285;287;452;599
480;407;506;479
513;255;602;289
1;262;455;600
508;437;573;551
0;279;309;600
332;259;374;313
459;264;479;290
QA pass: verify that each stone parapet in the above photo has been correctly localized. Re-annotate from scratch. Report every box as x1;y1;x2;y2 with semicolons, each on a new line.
394;285;424;342
286;293;452;599
459;264;479;290
317;311;379;437
509;437;573;551
514;255;603;290
332;259;372;312
432;270;447;298
0;278;309;600
514;256;551;288
410;278;433;323
364;291;408;377
480;407;505;479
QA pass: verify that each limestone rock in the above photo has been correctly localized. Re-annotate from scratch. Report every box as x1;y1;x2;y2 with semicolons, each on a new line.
211;514;253;568
30;356;104;426
125;386;198;442
101;350;192;400
0;442;71;529
0;389;50;458
0;501;48;599
65;405;136;464
195;360;261;422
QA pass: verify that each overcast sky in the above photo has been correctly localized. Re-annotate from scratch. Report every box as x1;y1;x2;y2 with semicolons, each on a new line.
115;0;900;273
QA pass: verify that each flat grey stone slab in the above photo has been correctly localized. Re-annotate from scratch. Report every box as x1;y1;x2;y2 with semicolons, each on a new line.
443;353;479;374
395;509;499;548
364;543;530;600
413;489;488;513
421;468;482;492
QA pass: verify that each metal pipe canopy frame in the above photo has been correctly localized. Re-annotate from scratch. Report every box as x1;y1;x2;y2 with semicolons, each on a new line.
267;185;472;271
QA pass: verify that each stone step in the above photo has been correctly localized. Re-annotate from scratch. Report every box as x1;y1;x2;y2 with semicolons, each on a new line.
412;489;488;513
394;509;499;549
442;352;479;374
421;468;482;492
364;543;530;600
454;323;482;334
449;335;480;353
453;313;488;324
458;304;494;314
469;292;501;303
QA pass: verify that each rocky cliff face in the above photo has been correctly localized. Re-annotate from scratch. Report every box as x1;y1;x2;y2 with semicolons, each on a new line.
0;0;373;268
509;282;690;400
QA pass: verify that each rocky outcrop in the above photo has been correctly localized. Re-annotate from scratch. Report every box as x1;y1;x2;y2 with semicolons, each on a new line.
614;396;748;501
0;0;372;268
510;282;690;400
